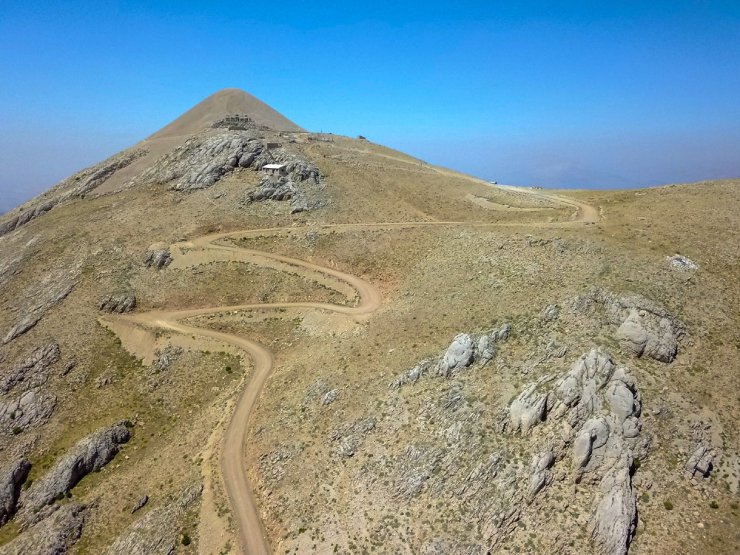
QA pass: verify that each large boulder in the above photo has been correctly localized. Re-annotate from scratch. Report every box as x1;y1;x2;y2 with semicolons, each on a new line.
0;459;31;525
615;309;678;363
437;333;475;377
0;389;57;434
99;293;136;314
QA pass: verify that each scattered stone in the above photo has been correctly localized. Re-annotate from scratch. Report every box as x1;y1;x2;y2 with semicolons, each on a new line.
330;417;375;458
61;360;77;376
668;254;698;270
321;389;339;405
506;375;553;434
0;503;87;555
144;249;172;269
20;421;131;519
0;459;31;525
99;293;136;313
0;343;60;393
152;345;183;373
541;304;560;322
131;495;148;514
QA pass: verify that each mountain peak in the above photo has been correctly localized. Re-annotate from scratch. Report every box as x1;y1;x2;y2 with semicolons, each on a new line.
149;88;304;140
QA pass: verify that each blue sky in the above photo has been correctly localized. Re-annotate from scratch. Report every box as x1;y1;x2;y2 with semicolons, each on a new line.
1;1;739;212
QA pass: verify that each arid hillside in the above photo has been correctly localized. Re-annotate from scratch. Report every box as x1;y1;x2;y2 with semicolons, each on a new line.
0;89;737;555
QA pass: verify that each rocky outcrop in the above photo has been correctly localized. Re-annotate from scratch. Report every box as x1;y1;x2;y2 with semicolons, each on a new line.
500;348;644;555
685;443;714;479
152;345;183;373
106;484;201;555
144;249;172;269
0;459;31;525
390;323;510;388
615;309;678;363
130;131;264;191
20;421;131;519
0;390;57;433
0;503;87;555
0;343;60;393
99;293;136;313
574;288;682;363
0;149;145;238
527;450;554;502
3;282;74;345
330;417;376;458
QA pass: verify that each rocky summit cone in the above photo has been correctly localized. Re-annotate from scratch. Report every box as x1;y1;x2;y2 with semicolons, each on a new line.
150;88;305;139
0;86;737;555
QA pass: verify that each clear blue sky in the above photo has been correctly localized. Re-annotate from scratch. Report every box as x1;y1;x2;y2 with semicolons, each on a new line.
2;1;739;212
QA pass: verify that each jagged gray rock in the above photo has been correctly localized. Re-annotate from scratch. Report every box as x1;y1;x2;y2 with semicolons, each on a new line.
131;495;148;514
527;450;554;502
438;333;475;376
106;484;201;555
0;342;60;393
131;131;264;191
685;443;714;479
248;177;297;202
0;390;57;433
541;304;560;321
152;345;183;373
20;421;131;519
144;249;172;269
502;348;644;554
99;293;136;313
0;503;87;555
590;456;636;555
0;459;31;525
321;389;339;405
615;309;678;363
330;417;375;458
507;375;553;434
391;324;510;388
575;289;682;363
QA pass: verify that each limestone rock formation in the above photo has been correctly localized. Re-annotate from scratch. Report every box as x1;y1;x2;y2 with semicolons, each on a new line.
20;422;131;519
685;443;714;479
0;390;57;434
390;323;511;388
106;483;201;555
0;459;31;525
0;503;87;555
574;288;682;363
99;293;136;313
3;282;75;345
0;342;60;393
144;249;172;269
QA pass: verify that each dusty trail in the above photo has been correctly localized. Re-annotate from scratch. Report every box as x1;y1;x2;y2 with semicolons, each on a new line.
103;190;598;554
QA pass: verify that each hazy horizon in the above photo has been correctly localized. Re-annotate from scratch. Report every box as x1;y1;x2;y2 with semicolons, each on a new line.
2;1;739;213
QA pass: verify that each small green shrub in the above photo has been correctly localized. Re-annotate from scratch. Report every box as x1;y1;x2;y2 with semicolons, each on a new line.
12;427;22;435
181;533;191;546
225;366;232;373
709;500;719;509
664;500;674;510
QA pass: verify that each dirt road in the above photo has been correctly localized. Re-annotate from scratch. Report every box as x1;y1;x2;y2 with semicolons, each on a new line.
104;190;598;554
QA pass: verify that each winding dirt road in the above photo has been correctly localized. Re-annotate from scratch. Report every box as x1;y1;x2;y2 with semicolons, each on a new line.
103;189;598;554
